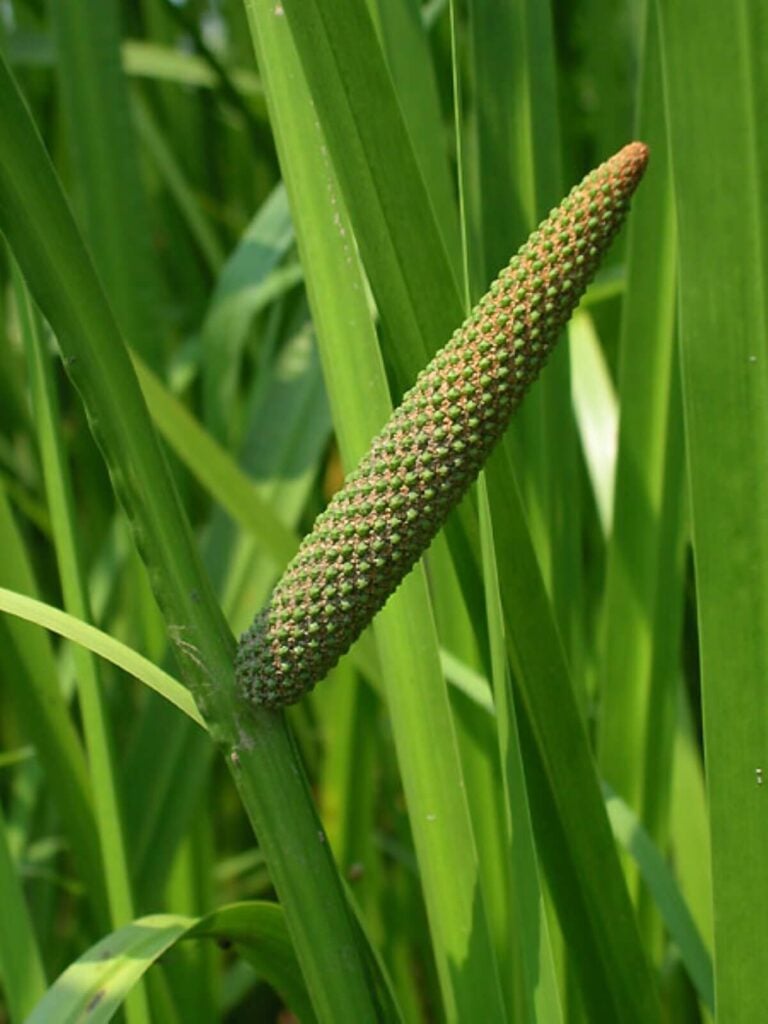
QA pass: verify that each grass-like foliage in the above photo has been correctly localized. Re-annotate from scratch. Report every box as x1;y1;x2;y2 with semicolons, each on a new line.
0;2;764;1023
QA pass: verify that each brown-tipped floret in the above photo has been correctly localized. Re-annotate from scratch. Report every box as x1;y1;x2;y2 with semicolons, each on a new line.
236;143;649;707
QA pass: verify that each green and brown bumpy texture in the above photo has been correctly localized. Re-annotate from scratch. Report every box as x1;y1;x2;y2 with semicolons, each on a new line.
237;142;649;707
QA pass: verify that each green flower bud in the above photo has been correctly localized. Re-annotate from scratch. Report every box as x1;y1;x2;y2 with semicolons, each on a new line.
237;142;649;707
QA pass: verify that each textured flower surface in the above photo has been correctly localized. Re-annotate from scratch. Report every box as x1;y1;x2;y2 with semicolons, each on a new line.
237;142;649;707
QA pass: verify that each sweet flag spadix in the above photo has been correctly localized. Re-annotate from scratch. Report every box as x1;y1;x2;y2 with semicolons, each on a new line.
237;142;649;707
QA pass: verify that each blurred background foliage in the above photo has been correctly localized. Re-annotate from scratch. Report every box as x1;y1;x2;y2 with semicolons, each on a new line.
0;0;765;1021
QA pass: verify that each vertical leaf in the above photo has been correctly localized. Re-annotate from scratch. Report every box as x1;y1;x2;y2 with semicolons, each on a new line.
51;0;164;365
240;6;507;1020
597;2;679;822
0;51;386;1024
0;800;47;1021
17;266;150;1022
657;1;768;1018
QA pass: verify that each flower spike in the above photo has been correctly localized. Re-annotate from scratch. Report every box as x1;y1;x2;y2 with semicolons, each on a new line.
237;142;649;707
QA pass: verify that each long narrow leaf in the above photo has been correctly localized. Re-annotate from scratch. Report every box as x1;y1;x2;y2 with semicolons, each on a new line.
51;0;164;365
0;52;386;1024
0;800;46;1021
26;903;313;1024
657;2;768;1017
17;266;150;1022
0;587;204;728
240;7;505;1020
275;1;661;1017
